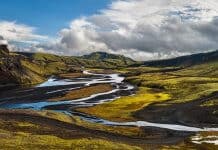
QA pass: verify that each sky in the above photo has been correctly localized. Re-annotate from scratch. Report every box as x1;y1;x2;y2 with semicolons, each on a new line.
0;0;111;36
0;0;218;60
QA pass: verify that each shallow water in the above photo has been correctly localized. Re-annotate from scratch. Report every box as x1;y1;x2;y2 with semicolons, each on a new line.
191;134;218;145
1;70;218;132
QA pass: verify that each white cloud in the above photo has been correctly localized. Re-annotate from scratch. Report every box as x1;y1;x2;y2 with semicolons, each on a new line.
12;0;218;60
0;21;47;46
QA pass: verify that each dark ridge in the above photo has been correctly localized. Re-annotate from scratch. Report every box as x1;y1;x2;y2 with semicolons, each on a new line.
0;45;9;55
143;50;218;67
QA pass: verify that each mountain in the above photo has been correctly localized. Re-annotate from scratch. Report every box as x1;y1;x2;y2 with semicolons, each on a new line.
143;50;218;67
81;52;136;66
0;45;9;55
0;47;45;88
0;50;136;87
2;48;218;87
18;51;136;69
82;52;133;61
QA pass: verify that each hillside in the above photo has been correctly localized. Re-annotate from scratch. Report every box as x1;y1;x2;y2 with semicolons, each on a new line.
82;52;135;66
0;50;136;87
18;51;136;69
0;47;45;87
143;50;218;67
1;49;218;87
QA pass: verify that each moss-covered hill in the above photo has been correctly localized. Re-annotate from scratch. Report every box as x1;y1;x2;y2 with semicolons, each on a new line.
81;52;135;66
18;51;136;69
143;50;218;67
0;49;136;86
0;49;45;87
1;46;218;87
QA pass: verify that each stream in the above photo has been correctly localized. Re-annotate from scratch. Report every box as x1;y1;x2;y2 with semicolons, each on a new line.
0;70;218;133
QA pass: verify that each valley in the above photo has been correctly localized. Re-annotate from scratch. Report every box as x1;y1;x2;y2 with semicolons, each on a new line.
0;47;218;149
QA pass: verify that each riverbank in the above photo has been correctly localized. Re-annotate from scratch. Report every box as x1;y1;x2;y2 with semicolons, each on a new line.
0;69;217;149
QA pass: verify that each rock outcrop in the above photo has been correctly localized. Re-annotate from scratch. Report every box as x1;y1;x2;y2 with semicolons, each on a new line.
0;45;9;55
0;45;44;89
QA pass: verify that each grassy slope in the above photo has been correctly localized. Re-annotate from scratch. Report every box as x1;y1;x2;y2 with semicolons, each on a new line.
0;51;136;86
77;59;218;122
76;61;218;149
19;51;136;69
1;50;218;149
0;130;140;150
82;52;136;67
77;87;170;121
0;51;45;85
0;110;142;150
143;50;218;67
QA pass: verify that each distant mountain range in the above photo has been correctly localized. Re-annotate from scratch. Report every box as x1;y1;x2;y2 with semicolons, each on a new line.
143;50;218;67
18;51;136;69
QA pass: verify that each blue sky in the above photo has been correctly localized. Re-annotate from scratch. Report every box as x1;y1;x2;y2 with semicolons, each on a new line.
0;0;218;60
0;0;111;36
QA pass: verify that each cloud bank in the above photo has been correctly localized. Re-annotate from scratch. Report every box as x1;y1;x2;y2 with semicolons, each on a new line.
0;21;47;51
3;0;218;60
